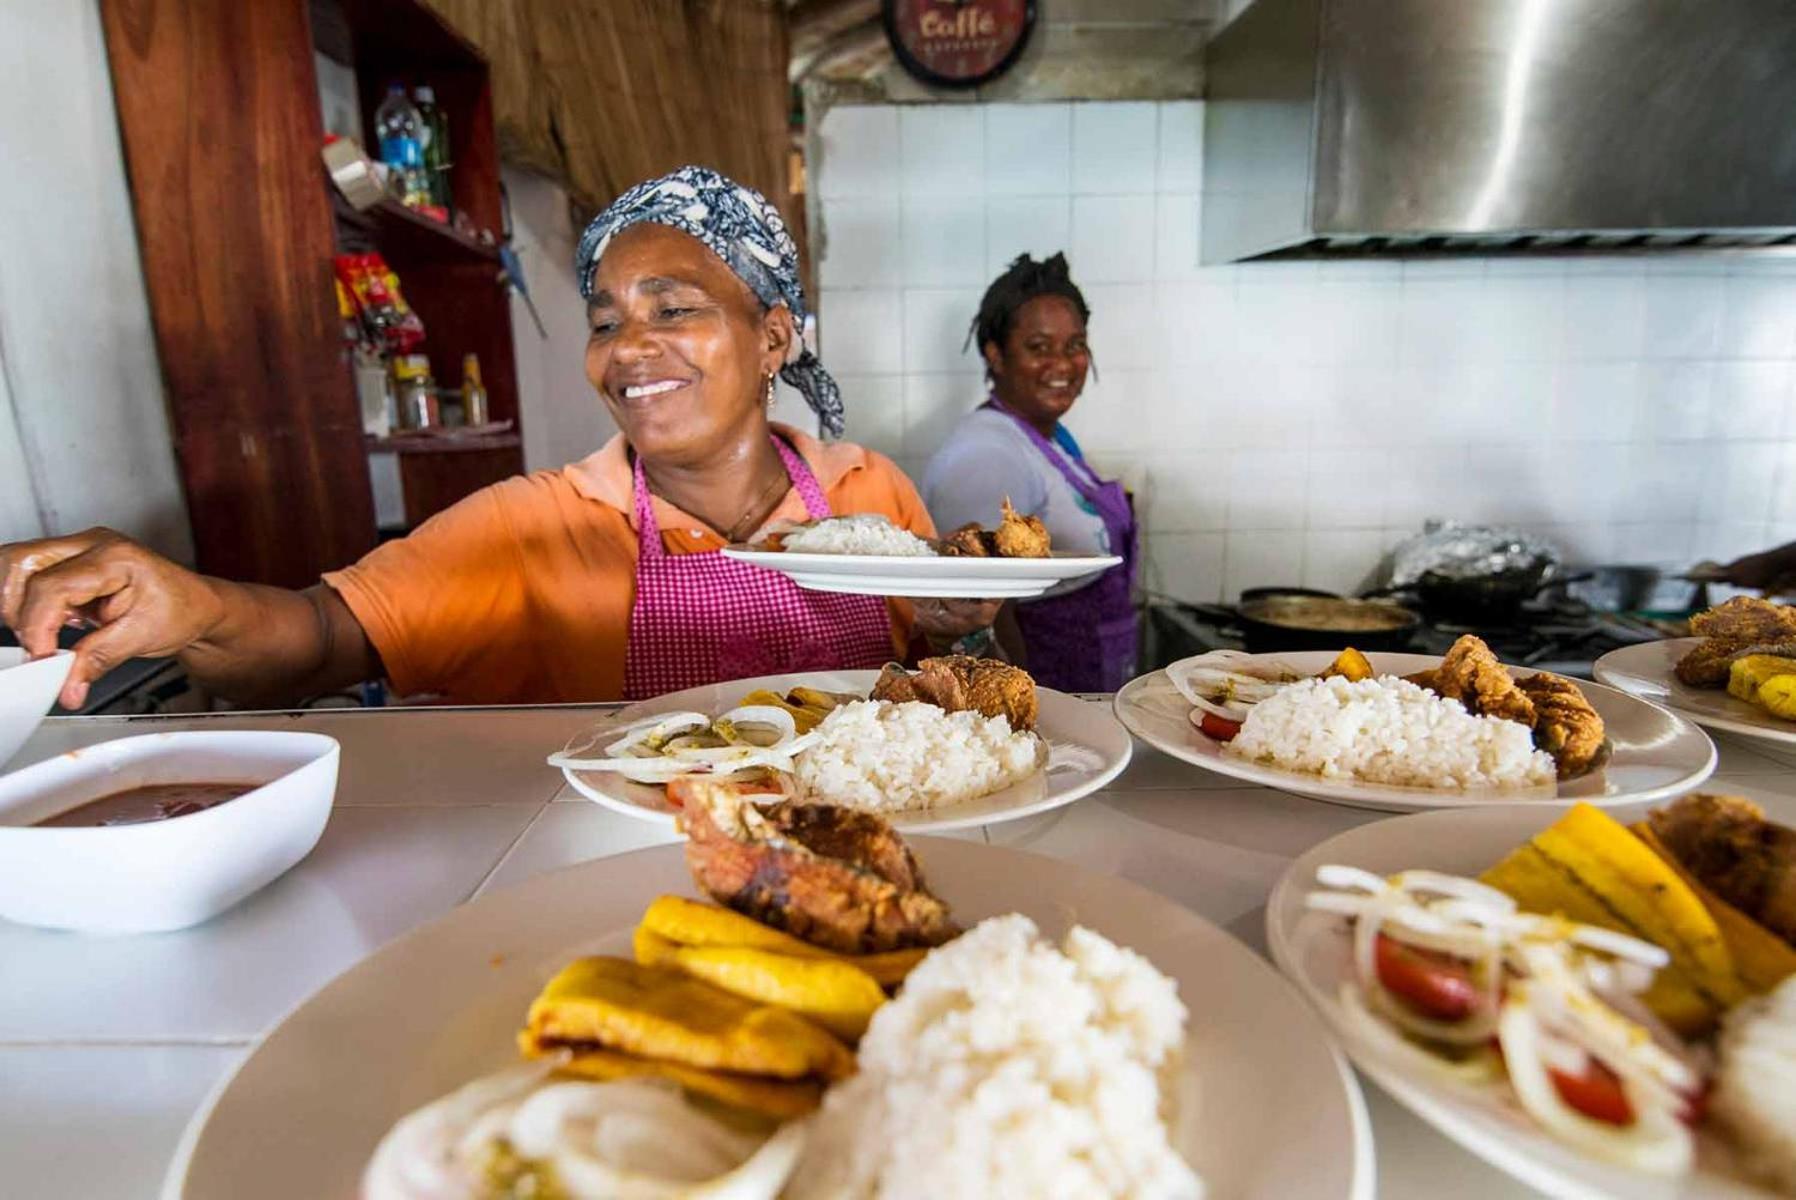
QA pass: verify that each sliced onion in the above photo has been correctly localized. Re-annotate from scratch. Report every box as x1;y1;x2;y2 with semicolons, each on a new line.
1352;892;1500;1045
607;712;712;757
1337;983;1503;1085
712;705;798;746
1311;859;1705;1173
1498;989;1693;1175
1164;651;1302;723
547;705;817;783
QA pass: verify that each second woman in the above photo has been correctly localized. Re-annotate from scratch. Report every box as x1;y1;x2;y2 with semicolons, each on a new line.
921;253;1139;693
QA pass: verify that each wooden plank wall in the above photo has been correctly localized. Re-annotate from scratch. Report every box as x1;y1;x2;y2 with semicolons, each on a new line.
100;0;376;587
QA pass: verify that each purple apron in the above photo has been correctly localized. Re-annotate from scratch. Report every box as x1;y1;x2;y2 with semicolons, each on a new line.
986;400;1139;692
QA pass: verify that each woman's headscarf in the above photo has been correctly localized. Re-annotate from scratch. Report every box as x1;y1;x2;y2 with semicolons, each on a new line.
574;165;844;438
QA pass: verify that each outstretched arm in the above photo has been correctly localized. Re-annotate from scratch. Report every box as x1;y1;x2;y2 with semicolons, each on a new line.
1;528;380;708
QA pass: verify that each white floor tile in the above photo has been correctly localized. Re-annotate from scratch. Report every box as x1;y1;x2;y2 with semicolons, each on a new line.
17;708;597;806
0;1044;244;1200
478;800;682;896
0;804;539;1041
982;797;1314;949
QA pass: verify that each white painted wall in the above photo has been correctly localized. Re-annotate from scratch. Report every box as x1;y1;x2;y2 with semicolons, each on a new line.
0;1;191;561
503;167;618;472
812;100;1796;603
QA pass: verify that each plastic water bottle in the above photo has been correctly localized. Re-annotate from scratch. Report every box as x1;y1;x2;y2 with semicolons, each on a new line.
374;83;429;208
413;85;451;210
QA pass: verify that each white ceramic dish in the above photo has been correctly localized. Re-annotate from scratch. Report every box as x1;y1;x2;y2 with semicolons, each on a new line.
1114;650;1717;813
167;837;1373;1200
556;669;1132;832
0;730;339;934
0;648;74;768
721;546;1122;598
1595;637;1796;747
1267;805;1770;1200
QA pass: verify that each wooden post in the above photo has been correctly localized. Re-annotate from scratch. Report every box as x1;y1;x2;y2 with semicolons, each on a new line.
100;0;376;586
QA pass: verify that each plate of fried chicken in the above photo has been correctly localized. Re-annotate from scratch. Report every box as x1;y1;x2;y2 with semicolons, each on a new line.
1596;596;1796;745
555;662;1133;832
1117;640;1716;813
726;502;1121;598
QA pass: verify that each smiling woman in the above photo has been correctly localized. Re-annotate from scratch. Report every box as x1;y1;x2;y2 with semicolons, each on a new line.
921;254;1140;693
0;166;997;707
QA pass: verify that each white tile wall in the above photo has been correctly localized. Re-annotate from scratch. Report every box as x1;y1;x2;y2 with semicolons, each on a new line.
814;100;1796;603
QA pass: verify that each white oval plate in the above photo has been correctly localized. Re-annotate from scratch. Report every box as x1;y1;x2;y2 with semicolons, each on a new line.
1267;806;1768;1200
1595;638;1796;747
559;670;1132;833
721;546;1121;598
1114;651;1716;813
168;838;1372;1200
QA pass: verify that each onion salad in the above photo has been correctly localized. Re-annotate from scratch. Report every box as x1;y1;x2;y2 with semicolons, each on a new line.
548;707;819;784
1163;650;1302;728
361;1057;808;1200
1307;865;1703;1175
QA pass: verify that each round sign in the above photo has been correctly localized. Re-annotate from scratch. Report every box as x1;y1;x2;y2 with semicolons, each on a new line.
883;0;1037;90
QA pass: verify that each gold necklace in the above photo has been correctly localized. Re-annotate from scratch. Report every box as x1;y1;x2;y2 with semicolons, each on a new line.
643;459;788;544
719;468;790;543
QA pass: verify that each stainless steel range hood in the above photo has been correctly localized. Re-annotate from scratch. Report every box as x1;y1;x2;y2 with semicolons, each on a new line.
1201;0;1796;262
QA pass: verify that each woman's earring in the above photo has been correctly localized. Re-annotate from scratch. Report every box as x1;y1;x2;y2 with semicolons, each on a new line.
764;373;776;409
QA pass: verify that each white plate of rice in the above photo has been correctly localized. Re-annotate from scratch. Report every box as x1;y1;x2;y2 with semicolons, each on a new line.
560;670;1133;833
173;838;1372;1200
1114;651;1716;813
1268;806;1775;1200
723;515;1120;599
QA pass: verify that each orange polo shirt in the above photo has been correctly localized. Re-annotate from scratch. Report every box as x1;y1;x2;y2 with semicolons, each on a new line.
323;425;934;704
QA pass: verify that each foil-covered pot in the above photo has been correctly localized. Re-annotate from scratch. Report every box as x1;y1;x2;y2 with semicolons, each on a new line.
1388;522;1562;588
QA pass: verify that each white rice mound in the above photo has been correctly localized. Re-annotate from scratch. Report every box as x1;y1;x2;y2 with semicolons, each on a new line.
794;700;1043;812
1224;675;1556;790
1712;974;1796;1193
779;515;936;557
786;914;1202;1200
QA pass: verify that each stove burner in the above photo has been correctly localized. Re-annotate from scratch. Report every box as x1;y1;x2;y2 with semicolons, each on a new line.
1147;594;1669;681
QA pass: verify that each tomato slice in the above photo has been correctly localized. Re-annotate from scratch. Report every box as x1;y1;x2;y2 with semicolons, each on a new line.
1547;1059;1634;1126
1374;934;1481;1021
1197;711;1243;741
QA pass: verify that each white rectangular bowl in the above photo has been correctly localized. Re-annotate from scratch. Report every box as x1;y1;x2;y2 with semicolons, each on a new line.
0;730;339;934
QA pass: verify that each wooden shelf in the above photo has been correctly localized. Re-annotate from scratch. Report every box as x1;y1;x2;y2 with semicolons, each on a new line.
367;431;520;455
334;193;499;264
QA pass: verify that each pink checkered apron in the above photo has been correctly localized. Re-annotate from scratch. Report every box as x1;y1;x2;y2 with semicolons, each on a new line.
622;436;895;700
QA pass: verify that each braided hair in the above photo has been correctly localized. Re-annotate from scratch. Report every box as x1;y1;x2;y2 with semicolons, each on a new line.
964;252;1092;362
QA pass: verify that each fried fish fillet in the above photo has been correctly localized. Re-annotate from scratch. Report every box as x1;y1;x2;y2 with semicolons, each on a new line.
871;655;1038;731
675;778;958;955
1678;638;1796;689
1648;794;1796;948
1691;596;1796;644
1517;672;1606;779
1677;598;1796;688
1420;634;1537;726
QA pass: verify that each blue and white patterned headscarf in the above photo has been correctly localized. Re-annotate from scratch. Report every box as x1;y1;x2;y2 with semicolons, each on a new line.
575;165;844;438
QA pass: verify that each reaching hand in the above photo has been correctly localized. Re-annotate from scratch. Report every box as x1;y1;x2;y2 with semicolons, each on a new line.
907;596;1005;645
0;528;227;708
1719;541;1796;596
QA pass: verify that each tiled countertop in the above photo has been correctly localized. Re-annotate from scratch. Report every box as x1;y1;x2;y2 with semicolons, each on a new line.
5;702;1793;1198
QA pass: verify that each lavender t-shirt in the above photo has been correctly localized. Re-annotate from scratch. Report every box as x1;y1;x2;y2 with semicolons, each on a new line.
921;408;1112;557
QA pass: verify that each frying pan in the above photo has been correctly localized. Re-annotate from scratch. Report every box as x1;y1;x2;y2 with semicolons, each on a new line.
1367;564;1590;626
1194;588;1420;653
